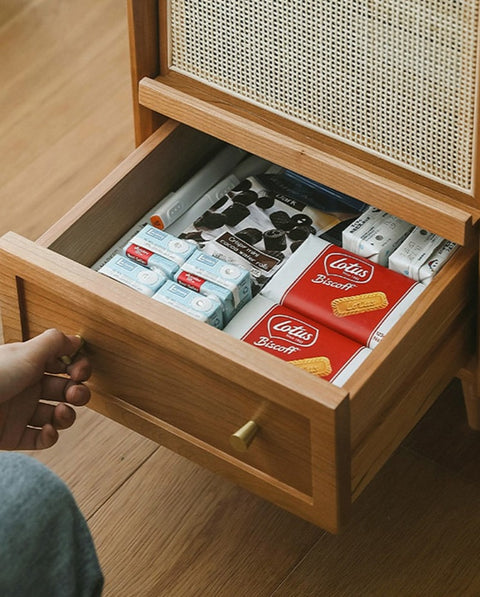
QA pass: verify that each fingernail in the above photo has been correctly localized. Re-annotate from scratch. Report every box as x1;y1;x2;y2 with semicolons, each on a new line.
61;334;85;365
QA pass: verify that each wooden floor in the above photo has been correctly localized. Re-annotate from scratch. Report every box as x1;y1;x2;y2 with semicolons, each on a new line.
2;2;480;595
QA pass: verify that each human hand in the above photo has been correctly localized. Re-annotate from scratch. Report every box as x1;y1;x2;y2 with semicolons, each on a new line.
0;329;92;450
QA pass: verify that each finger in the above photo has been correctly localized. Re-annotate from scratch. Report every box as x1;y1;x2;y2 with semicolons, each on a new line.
16;423;59;451
41;374;91;406
65;382;91;406
25;329;86;374
29;402;76;430
65;354;92;383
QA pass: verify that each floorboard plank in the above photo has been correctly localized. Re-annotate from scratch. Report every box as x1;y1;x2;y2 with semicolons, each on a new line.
90;449;324;597
0;0;32;29
272;446;480;597
27;409;158;519
404;378;480;486
0;0;134;240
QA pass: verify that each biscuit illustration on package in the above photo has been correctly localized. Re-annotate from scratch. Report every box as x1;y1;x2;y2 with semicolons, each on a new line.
331;292;388;318
224;295;371;387
261;235;425;348
290;356;332;377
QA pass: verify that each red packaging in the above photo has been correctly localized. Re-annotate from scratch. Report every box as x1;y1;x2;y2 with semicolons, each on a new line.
224;295;371;386
261;236;424;348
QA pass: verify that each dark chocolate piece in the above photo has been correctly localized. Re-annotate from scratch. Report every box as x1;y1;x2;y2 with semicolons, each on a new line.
291;213;313;227
222;202;250;226
290;240;305;252
210;195;229;210
232;190;258;205
179;231;206;243
235;227;263;244
231;179;252;192
263;228;287;251
255;192;276;210
194;210;227;229
288;225;311;241
269;210;294;231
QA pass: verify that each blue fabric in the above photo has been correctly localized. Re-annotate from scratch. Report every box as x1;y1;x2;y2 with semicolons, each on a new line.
0;453;103;597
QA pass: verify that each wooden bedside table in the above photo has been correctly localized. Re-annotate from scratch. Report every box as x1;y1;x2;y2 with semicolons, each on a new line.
0;0;478;533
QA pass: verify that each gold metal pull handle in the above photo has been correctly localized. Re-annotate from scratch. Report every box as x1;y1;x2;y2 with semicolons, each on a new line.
230;420;259;453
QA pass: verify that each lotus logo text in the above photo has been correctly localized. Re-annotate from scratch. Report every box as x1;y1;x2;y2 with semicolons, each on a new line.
324;253;374;283
267;315;319;347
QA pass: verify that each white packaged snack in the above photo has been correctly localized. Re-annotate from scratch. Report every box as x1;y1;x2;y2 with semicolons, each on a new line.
152;280;224;329
123;243;179;278
99;255;167;297
389;228;458;284
180;175;340;294
129;225;196;266
417;240;458;285
174;270;236;322
342;206;414;266
181;249;252;309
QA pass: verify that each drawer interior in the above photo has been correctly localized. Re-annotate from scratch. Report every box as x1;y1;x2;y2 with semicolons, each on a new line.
0;121;354;531
0;118;476;531
38;120;225;268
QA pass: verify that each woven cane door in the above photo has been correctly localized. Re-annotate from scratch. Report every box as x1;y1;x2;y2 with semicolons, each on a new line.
165;1;479;198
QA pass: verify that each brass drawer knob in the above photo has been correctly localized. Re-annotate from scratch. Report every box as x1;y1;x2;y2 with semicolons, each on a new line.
60;334;86;365
230;420;259;452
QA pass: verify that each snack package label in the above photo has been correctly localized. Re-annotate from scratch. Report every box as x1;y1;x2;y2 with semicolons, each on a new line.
124;244;179;278
224;295;371;386
152;280;224;329
176;270;205;292
261;236;424;348
175;269;236;321
99;255;167;297
179;175;342;294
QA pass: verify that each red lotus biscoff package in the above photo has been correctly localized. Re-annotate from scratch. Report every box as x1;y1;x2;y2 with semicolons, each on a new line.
224;295;371;386
260;236;425;348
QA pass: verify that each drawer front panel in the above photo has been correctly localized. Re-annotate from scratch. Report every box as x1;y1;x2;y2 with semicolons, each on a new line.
23;279;314;497
0;232;350;532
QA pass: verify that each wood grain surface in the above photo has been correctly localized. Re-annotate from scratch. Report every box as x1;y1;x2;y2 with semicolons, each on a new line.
1;2;480;595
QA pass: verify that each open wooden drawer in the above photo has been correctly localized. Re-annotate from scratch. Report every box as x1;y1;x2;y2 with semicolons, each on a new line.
0;120;476;532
